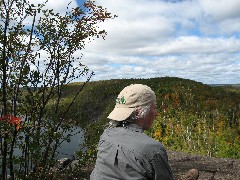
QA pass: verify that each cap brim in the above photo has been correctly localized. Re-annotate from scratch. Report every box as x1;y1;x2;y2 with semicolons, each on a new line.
107;107;135;121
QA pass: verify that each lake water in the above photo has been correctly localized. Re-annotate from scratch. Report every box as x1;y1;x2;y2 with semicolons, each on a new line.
13;126;85;159
56;126;85;159
2;126;85;175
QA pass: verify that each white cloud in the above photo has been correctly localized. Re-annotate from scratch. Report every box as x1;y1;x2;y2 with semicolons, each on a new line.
79;0;240;84
199;0;240;35
199;0;240;21
16;0;78;27
4;0;240;84
136;36;240;55
29;0;78;14
218;18;240;34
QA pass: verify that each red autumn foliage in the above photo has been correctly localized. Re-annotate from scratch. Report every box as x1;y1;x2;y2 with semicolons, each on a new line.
0;114;22;130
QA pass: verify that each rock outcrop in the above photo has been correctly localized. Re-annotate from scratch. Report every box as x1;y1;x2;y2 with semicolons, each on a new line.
168;150;240;180
54;151;240;180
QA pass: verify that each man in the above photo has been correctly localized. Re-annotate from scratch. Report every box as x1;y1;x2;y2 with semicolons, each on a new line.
90;84;198;180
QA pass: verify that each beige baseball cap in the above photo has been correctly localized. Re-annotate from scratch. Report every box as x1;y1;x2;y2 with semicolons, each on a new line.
107;84;156;121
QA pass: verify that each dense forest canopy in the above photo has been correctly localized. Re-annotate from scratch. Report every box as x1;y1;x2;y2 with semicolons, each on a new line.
58;77;240;160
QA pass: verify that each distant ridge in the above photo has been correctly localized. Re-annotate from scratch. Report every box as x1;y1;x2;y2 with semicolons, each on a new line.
209;84;240;87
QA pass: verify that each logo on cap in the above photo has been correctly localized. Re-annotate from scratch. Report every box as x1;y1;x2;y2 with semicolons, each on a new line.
116;96;126;104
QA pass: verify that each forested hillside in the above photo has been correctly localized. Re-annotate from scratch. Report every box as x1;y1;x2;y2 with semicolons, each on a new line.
60;77;240;159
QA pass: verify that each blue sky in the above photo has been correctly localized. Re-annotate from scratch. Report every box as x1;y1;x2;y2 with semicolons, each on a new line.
38;0;240;84
76;0;85;6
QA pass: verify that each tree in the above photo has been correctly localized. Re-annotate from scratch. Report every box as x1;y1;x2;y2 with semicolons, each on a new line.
0;0;114;178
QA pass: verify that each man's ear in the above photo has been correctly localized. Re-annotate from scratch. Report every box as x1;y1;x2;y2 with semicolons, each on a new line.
137;106;146;117
135;107;141;115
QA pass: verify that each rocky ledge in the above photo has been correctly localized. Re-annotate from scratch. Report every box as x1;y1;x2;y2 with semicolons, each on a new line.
54;150;240;180
168;150;240;180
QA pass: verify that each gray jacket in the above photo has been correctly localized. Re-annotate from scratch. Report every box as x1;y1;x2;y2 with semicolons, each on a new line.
90;124;173;180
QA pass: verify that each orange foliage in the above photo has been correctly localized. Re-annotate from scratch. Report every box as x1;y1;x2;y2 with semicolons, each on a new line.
0;114;22;131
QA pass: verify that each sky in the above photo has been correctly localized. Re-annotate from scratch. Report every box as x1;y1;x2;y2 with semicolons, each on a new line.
35;0;240;84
